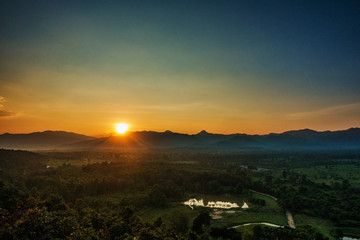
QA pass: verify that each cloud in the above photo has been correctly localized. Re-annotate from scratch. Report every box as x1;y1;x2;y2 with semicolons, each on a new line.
0;110;15;117
0;96;15;117
286;103;360;120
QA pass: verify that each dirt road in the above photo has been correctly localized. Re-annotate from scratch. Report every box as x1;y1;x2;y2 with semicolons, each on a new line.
286;210;295;228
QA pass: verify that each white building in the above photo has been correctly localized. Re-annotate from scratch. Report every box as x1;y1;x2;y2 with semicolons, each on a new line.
184;198;247;209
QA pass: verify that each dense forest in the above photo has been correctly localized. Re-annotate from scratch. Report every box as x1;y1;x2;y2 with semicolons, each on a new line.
1;149;359;239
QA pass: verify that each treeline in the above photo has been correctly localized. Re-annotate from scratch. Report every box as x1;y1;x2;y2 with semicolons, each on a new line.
249;169;360;228
21;161;252;206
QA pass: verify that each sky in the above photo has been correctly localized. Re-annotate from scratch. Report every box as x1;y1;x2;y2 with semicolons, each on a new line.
0;0;359;135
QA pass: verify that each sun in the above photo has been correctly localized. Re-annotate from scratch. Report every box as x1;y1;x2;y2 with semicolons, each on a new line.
115;123;129;134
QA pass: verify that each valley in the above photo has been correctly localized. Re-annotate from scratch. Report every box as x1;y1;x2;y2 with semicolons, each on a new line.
1;149;359;239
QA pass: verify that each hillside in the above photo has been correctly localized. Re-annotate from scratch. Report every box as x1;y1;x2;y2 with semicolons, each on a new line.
0;131;95;150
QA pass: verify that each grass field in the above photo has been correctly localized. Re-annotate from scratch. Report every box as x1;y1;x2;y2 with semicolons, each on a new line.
219;211;287;226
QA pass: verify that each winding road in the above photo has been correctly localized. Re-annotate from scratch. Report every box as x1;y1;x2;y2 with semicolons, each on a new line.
250;189;278;201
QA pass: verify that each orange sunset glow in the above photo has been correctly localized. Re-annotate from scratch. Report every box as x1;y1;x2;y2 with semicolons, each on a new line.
0;1;359;136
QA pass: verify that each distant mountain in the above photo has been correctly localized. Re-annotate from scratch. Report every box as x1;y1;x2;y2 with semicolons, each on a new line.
281;128;360;149
1;128;360;151
196;130;213;136
67;127;360;151
67;131;202;149
218;128;360;150
284;128;319;137
194;130;232;144
0;131;95;150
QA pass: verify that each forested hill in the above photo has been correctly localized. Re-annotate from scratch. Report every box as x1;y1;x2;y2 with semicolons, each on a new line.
1;128;360;151
0;149;45;170
0;131;95;150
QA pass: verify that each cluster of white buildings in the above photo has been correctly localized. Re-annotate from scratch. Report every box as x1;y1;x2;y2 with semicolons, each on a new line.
184;198;248;210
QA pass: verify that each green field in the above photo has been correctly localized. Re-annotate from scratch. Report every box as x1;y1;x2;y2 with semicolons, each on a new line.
247;191;280;210
216;211;287;227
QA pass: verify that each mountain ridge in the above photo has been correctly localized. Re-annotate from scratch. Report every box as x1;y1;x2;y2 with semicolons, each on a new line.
0;128;359;150
0;130;95;150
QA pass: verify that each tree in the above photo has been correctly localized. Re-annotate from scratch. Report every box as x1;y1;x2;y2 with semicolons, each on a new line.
265;175;273;184
253;225;264;239
154;217;162;228
191;211;211;234
242;229;253;240
148;187;167;208
44;194;67;211
168;210;190;234
0;181;25;210
342;179;350;190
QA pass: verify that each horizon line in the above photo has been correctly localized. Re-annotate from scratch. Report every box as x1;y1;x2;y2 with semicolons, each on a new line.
1;126;359;137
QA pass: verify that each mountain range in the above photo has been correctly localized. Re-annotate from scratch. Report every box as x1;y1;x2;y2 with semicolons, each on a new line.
0;128;360;151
